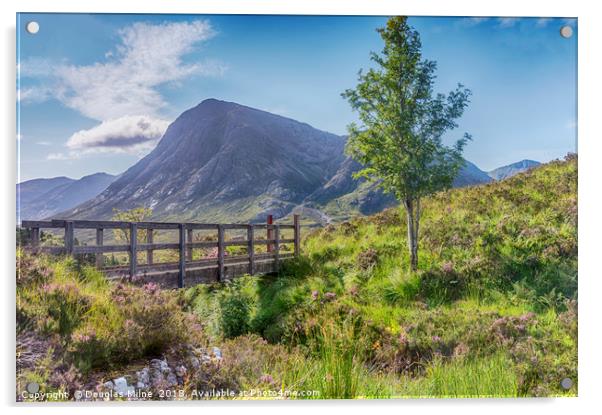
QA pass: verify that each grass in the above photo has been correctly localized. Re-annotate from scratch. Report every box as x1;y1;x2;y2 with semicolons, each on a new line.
16;156;578;400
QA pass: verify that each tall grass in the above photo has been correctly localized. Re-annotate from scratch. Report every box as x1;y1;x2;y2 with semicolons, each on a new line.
422;353;520;397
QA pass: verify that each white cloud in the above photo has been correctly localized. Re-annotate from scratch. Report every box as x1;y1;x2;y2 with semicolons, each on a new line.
469;17;488;25
65;115;170;157
47;152;70;160
498;17;519;28
22;20;222;158
536;18;552;28
21;20;220;121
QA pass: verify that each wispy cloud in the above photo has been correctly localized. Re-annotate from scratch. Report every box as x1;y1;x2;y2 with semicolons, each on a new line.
20;20;221;120
22;20;223;157
536;18;552;28
498;17;519;28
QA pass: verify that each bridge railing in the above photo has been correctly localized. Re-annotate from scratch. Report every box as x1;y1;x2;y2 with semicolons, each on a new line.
20;214;301;288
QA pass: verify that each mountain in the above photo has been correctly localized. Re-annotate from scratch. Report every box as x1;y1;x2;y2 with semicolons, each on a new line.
303;157;492;220
18;176;74;207
488;159;541;180
58;99;496;223
17;173;117;222
64;99;346;222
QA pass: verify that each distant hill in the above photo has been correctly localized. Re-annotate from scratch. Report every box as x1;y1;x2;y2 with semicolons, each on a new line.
56;99;498;223
17;173;117;222
488;159;541;180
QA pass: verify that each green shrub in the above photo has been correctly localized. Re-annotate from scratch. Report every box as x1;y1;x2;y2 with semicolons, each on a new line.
217;279;255;338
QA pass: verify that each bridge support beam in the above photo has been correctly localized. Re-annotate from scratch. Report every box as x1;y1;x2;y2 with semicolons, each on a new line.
96;228;103;268
217;224;225;282
178;224;186;288
129;223;137;281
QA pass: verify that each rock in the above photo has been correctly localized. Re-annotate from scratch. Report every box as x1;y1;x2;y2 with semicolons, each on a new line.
175;365;187;378
189;356;201;370
149;359;178;389
103;380;114;390
212;347;222;360
113;377;129;395
136;367;150;389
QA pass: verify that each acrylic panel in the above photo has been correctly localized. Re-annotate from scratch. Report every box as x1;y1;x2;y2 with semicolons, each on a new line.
16;13;577;401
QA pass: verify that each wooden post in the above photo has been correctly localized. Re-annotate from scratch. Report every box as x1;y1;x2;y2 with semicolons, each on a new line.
31;227;40;252
247;225;255;275
187;228;194;261
64;221;74;256
217;225;225;282
274;225;280;273
129;223;137;280
95;228;103;268
266;214;273;252
178;224;186;288
146;228;153;265
293;214;300;257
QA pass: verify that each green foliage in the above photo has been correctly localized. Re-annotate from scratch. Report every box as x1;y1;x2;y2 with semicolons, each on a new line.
342;16;472;270
111;206;153;244
17;157;577;399
421;353;519;397
342;16;471;201
17;251;196;374
184;158;577;398
217;279;254;338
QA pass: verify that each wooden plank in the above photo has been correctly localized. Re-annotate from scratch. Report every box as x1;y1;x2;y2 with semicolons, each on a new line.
274;225;280;272
146;229;153;265
187;241;218;249
21;220;56;228
183;223;219;230
247;225;255;275
73;245;130;254
294;214;300;257
221;224;251;230
136;222;180;230
217;224;225;282
31;228;40;250
276;224;295;229
71;220;129;229
266;215;273;252
178;224;185;288
95;228;103;268
64;221;74;256
253;239;278;245
223;240;251;247
136;243;180;251
253;224;277;229
187;228;194;260
129;223;137;280
34;246;65;255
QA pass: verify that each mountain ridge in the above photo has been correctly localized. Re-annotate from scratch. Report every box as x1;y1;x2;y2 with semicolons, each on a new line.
50;99;502;223
17;173;117;222
488;159;541;180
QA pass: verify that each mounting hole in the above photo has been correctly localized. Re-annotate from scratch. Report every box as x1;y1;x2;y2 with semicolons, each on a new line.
26;21;39;34
560;25;573;39
560;377;573;390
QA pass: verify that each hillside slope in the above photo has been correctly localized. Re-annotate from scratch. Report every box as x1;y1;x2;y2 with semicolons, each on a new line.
58;99;494;223
17;156;577;399
488;159;541;180
17;173;116;222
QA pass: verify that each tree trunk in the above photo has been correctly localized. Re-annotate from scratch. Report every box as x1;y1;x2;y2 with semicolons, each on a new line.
404;198;421;272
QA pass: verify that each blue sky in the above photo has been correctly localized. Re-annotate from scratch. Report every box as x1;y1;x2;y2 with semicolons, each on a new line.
17;14;577;181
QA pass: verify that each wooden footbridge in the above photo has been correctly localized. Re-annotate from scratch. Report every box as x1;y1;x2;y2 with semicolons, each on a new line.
20;215;301;288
